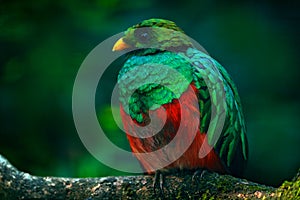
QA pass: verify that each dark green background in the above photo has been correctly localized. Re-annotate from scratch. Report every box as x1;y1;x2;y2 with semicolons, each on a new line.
1;0;299;187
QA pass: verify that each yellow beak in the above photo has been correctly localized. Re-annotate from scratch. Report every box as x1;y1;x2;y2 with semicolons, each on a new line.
112;38;131;51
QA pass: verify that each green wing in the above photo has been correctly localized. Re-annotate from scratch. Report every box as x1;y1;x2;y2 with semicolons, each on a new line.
185;48;248;168
118;51;194;122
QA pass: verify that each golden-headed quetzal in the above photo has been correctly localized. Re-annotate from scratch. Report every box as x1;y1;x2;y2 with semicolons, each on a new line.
112;19;248;180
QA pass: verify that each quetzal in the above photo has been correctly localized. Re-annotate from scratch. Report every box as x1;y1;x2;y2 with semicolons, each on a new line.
112;19;248;180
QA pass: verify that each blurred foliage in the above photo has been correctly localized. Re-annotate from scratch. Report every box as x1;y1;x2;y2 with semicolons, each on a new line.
0;0;299;187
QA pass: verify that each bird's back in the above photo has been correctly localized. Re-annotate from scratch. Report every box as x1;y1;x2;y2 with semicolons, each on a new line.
118;49;247;176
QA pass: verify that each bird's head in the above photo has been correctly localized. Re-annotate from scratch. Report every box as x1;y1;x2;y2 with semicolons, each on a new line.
112;18;193;53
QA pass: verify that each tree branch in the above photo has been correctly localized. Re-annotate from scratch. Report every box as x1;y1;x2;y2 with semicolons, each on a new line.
0;154;298;199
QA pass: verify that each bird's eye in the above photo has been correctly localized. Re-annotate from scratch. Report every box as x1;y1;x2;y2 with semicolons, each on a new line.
134;28;152;43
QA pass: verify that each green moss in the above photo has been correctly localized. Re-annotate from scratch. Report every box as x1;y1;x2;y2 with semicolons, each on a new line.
121;181;137;198
275;170;300;199
200;189;215;200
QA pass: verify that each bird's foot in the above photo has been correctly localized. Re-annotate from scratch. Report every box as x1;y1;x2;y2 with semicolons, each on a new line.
192;168;207;183
153;170;165;198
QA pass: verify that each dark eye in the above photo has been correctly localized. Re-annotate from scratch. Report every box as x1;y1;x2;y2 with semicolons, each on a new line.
134;28;152;43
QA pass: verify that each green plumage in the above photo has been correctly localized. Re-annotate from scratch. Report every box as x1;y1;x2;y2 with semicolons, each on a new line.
116;18;248;172
185;48;247;166
118;51;193;122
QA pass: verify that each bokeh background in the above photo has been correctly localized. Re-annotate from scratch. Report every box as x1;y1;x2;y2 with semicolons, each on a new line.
1;0;299;187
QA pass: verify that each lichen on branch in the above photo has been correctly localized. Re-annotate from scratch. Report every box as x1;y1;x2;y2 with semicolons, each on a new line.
0;154;298;199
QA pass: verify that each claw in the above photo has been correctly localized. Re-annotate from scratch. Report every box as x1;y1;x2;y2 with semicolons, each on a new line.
153;170;165;197
192;168;207;182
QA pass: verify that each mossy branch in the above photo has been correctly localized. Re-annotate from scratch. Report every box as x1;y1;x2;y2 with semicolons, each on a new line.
0;154;298;199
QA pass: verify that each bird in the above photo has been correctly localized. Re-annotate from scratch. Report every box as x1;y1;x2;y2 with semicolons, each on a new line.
112;18;248;187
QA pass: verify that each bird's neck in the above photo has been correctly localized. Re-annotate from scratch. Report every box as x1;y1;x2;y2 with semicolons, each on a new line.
127;48;163;57
126;44;192;58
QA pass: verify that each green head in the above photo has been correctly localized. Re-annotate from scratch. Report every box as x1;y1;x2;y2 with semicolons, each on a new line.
112;18;193;52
